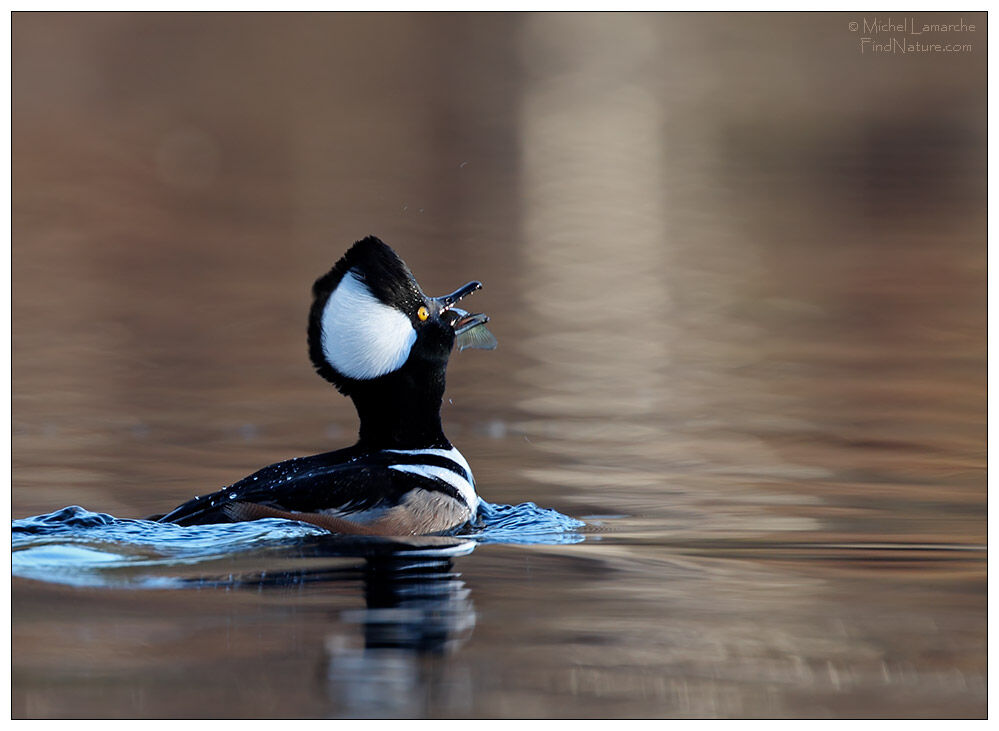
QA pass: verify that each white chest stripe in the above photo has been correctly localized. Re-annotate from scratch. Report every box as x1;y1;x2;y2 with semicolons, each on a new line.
385;447;475;486
389;464;479;512
321;270;416;380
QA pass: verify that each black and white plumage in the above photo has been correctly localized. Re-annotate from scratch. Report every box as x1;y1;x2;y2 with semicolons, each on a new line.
156;236;495;535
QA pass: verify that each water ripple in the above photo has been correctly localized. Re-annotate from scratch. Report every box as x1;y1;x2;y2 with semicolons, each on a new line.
467;501;586;544
11;502;584;588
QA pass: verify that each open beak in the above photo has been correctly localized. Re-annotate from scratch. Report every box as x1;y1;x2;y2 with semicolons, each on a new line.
434;281;482;311
433;281;497;351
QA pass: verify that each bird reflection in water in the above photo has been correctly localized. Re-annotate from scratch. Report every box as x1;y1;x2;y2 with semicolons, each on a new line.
195;533;478;717
305;536;477;717
324;537;477;717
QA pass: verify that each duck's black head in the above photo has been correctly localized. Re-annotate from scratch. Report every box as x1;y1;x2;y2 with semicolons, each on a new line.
308;236;495;448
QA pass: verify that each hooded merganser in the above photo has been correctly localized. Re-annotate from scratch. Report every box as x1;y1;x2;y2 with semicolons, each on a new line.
156;236;496;535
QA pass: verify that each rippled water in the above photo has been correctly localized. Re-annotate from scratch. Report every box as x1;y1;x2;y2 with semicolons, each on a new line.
12;13;986;719
12;503;584;588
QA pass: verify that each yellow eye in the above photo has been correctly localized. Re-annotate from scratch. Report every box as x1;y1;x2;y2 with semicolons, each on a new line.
417;306;430;322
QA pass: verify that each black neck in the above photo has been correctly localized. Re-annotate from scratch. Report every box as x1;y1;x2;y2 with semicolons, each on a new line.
348;360;451;450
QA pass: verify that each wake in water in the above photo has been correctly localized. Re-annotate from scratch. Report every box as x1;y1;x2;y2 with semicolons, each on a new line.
11;502;585;588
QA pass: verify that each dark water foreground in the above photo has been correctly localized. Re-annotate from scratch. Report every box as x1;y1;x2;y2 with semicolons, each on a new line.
12;504;984;718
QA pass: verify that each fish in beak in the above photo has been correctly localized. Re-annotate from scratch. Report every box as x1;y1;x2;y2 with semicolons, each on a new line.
434;281;498;352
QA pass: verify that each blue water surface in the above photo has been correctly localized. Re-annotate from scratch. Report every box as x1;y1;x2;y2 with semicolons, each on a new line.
11;502;585;588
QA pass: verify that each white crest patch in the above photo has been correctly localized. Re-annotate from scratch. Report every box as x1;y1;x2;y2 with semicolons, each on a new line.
321;269;417;380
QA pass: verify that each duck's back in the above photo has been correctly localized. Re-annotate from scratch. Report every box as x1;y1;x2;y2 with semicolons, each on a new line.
157;444;478;535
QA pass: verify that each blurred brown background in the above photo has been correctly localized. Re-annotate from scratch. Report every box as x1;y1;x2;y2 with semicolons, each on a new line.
12;13;986;718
